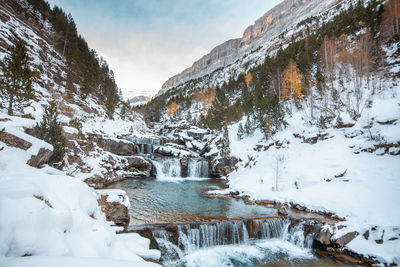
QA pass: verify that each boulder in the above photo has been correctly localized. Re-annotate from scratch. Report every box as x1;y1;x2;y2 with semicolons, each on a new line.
278;206;288;216
363;230;370;240
125;156;155;177
97;195;130;230
334;231;359;247
315;227;332;245
0;131;32;150
210;157;239;177
91;135;137;156
187;129;208;140
154;146;173;157
27;148;53;168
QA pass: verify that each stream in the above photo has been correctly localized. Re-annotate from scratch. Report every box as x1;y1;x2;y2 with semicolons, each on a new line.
109;175;347;266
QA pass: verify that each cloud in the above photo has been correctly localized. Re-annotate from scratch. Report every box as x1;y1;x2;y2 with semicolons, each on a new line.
46;0;284;99
83;30;208;98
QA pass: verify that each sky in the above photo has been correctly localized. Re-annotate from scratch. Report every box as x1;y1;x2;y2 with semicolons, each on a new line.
46;0;284;99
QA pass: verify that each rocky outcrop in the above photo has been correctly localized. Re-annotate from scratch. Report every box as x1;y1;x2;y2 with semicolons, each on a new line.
91;134;138;156
0;131;32;150
210;157;239;177
124;156;155;178
84;175;125;190
27;148;53;168
315;227;333;245
97;195;130;230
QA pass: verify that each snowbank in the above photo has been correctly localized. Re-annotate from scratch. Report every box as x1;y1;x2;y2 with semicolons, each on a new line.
0;118;160;266
222;83;400;264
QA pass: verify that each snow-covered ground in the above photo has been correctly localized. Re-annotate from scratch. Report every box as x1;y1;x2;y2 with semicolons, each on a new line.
0;116;160;266
211;80;400;264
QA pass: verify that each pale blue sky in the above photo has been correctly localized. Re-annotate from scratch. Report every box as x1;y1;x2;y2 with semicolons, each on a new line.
46;0;283;98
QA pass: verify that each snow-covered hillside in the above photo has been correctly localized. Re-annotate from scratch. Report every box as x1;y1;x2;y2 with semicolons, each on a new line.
208;40;400;265
0;0;161;266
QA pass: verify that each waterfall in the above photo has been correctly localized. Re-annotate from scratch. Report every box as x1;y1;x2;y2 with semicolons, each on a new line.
126;137;161;155
152;158;182;179
285;221;314;249
187;158;209;178
152;218;315;264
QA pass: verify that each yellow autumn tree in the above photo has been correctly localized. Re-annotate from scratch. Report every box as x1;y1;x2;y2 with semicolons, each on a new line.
245;72;252;88
281;59;303;101
192;86;216;110
166;102;179;116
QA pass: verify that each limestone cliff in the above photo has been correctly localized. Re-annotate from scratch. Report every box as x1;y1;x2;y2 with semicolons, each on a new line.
158;0;338;95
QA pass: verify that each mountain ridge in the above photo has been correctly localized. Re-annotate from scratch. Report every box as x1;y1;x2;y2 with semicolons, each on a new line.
158;0;338;95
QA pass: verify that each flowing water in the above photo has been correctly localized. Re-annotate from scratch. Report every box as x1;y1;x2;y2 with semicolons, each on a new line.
152;219;344;267
109;158;346;266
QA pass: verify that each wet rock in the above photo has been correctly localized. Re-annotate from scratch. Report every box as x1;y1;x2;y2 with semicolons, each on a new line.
27;148;53;168
97;195;130;230
0;131;32;150
334;231;359;247
278;207;288;216
315;228;332;245
210;157;239;177
180;157;190;177
126;156;154;177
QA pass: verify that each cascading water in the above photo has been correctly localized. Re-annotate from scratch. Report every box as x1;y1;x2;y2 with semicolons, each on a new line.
152;158;182;178
126;137;162;155
187;158;209;178
152;218;317;266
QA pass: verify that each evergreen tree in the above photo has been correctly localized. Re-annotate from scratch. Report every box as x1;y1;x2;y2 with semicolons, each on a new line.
221;125;231;157
237;123;245;140
244;116;253;136
65;70;76;99
0;40;34;115
35;101;66;169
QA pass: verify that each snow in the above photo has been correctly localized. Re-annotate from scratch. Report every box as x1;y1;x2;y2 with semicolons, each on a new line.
219;83;400;264
0;117;160;266
0;2;161;266
0;256;157;267
97;189;131;208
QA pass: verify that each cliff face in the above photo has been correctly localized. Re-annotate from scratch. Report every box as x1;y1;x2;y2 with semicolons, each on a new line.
159;0;337;95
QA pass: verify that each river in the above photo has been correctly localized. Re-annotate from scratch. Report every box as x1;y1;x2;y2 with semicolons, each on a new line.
109;176;348;267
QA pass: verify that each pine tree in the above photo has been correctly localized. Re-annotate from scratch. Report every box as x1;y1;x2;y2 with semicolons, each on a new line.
35;101;66;169
65;70;76;99
221;125;231;157
237;123;245;140
0;40;34;115
244;116;252;136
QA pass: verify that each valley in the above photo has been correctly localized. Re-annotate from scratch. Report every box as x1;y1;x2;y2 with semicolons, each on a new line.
0;0;399;266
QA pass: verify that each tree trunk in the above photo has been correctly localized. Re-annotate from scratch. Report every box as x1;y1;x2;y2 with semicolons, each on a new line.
8;93;14;116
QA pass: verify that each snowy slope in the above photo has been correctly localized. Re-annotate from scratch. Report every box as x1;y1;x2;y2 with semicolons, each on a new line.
0;117;160;265
210;41;400;265
0;1;161;266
